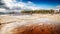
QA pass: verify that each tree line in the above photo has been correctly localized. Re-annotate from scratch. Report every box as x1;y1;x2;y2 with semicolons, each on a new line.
21;10;55;14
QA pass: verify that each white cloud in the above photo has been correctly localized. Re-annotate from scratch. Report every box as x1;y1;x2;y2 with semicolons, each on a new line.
56;5;60;7
2;0;40;10
2;0;16;9
56;5;60;8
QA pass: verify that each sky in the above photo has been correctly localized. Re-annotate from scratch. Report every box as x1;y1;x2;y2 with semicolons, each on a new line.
17;0;60;9
17;0;60;6
0;0;60;10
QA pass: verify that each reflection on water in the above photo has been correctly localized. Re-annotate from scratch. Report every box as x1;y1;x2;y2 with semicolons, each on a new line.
0;14;60;34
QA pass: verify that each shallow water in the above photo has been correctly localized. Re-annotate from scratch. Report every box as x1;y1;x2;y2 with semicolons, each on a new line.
0;14;60;34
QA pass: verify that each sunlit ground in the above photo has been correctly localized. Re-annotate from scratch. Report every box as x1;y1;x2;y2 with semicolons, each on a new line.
0;14;60;34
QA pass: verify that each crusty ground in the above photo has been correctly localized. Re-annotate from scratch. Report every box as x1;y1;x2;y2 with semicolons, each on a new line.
0;14;60;34
9;23;60;34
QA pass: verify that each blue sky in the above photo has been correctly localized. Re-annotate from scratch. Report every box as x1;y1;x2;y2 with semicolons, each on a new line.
1;0;60;10
17;0;60;9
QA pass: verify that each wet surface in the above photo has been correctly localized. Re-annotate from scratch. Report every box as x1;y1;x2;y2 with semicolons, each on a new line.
0;14;60;34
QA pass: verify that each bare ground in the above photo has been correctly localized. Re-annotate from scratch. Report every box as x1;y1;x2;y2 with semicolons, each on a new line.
0;14;60;34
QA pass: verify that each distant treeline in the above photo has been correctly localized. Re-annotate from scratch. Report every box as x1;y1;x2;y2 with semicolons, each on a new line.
21;10;60;14
0;10;60;15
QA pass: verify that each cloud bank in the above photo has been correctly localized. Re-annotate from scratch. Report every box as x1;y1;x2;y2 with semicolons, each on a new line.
1;0;60;10
1;0;40;10
56;5;60;8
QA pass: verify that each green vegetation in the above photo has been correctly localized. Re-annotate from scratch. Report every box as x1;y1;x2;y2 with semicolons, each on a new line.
21;10;55;14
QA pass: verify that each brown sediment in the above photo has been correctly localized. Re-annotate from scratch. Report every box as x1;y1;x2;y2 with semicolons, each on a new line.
10;23;60;34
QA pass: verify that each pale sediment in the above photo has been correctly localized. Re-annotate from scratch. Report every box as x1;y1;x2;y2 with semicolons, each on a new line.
0;14;60;34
